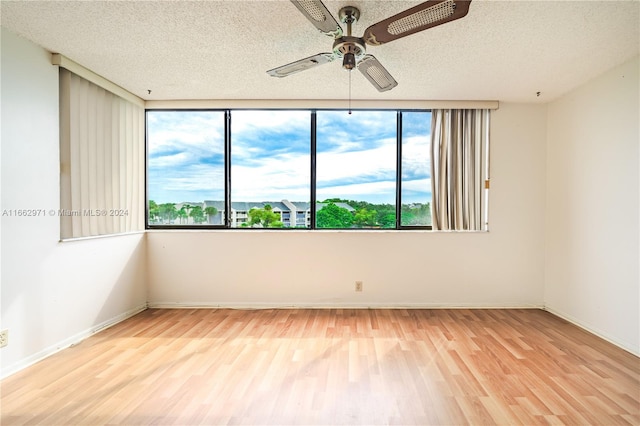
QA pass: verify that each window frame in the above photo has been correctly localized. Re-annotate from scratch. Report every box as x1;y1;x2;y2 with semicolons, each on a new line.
145;108;434;231
145;108;228;229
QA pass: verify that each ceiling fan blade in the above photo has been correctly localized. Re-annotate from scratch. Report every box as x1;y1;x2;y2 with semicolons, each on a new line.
357;55;398;92
363;0;472;46
267;53;336;78
290;0;343;38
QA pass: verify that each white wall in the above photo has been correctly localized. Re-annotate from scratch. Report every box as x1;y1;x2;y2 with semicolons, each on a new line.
0;28;147;378
147;103;548;308
545;56;639;354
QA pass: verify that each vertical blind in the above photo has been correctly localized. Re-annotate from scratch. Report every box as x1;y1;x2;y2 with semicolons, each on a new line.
59;69;144;239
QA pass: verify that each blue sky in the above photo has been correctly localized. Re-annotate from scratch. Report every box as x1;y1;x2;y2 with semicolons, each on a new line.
147;110;431;205
147;110;225;203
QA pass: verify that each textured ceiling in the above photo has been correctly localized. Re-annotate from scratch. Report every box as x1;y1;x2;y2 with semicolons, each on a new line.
2;0;638;103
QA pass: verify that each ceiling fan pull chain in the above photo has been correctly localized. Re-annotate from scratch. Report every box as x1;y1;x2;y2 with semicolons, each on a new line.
348;69;352;115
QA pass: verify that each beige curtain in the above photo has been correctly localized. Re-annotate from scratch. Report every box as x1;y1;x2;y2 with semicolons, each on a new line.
59;69;144;239
430;109;490;231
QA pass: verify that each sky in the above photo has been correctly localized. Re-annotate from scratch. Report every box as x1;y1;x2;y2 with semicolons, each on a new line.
147;110;431;206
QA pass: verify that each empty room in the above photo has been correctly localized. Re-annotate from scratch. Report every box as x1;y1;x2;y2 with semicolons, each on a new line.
1;0;638;424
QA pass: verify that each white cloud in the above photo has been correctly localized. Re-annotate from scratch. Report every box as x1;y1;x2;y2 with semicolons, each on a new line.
148;151;192;168
317;180;396;199
317;138;396;183
232;152;310;201
147;111;225;161
401;135;430;178
232;110;309;135
149;163;224;203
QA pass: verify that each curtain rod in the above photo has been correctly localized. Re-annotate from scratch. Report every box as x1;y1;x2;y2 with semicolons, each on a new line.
145;99;499;110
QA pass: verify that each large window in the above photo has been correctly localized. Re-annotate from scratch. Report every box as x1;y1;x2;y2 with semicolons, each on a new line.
400;112;432;227
231;110;310;228
147;110;225;225
146;109;437;230
316;111;398;229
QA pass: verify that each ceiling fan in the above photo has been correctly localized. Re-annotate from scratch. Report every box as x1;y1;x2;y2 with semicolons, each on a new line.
267;0;472;92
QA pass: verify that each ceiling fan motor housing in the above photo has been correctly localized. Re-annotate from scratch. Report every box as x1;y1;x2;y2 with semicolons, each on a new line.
333;36;366;69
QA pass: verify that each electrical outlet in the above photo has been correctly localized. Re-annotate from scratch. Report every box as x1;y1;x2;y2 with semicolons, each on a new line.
0;330;8;348
355;281;363;292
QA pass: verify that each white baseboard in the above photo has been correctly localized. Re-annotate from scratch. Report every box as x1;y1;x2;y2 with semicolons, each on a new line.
543;306;639;357
1;303;148;379
147;301;544;310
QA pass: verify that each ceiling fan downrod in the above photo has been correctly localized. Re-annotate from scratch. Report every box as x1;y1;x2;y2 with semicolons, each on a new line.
334;6;365;70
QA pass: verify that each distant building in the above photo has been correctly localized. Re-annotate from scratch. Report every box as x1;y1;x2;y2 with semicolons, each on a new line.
175;200;356;227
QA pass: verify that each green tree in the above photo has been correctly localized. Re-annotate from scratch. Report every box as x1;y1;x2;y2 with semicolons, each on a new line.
177;207;188;224
148;200;160;223
189;205;206;224
375;204;396;228
316;202;353;229
325;199;396;229
354;208;378;228
400;209;415;226
401;203;431;226
158;203;177;224
204;206;218;224
247;204;283;228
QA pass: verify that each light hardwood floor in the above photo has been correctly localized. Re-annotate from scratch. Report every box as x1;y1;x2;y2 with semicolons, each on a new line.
1;309;639;425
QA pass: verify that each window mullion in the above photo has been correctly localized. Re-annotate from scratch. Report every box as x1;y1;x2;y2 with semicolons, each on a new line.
225;110;231;228
310;110;317;230
396;111;402;230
